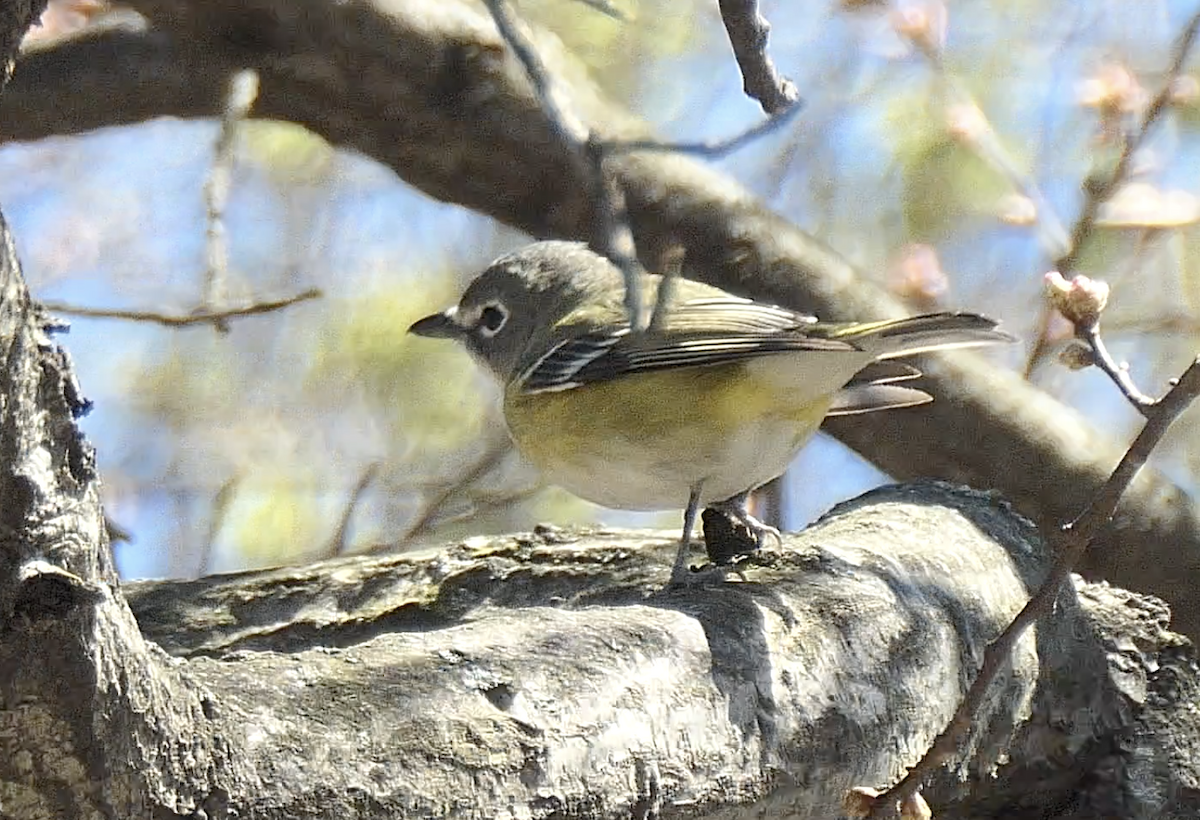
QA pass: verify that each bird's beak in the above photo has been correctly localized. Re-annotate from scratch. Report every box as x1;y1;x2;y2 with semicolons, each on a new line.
408;309;463;339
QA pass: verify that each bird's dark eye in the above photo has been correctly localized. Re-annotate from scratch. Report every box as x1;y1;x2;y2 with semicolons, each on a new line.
477;302;509;337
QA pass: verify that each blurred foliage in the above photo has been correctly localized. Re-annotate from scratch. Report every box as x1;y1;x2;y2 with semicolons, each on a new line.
225;470;325;567
306;283;487;452
239;120;337;188
898;120;1012;240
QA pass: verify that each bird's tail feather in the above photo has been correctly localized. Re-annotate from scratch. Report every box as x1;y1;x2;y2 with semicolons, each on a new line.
815;312;1014;359
827;384;932;416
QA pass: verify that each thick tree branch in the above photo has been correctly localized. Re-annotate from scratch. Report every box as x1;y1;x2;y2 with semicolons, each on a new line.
5;0;1200;637
4;5;1196;819
119;484;1200;819
0;181;239;820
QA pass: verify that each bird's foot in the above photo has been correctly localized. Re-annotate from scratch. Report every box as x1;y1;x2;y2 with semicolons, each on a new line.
708;497;783;552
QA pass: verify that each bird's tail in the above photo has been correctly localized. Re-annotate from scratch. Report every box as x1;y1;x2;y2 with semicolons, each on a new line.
813;312;1015;359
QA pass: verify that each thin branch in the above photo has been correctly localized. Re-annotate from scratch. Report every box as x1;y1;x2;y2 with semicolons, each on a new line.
866;358;1200;818
1063;10;1200;274
603;98;803;159
482;0;648;330
196;473;242;578
484;0;805;324
389;437;517;549
1046;272;1158;414
40;288;322;327
1024;6;1200;376
203;68;260;333
1077;324;1156;413
717;0;799;115
648;245;684;332
571;0;628;21
320;463;380;559
481;0;587;147
1104;313;1200;335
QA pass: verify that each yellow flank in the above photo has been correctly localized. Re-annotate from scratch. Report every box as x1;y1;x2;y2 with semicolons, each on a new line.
504;360;834;510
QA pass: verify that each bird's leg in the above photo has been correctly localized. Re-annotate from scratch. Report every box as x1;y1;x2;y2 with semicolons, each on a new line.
709;490;782;551
669;483;704;585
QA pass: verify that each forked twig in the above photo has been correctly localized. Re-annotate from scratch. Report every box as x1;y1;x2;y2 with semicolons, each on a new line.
482;0;801;327
482;0;646;329
603;100;803;159
41;288;322;328
865;356;1200;817
1024;7;1200;376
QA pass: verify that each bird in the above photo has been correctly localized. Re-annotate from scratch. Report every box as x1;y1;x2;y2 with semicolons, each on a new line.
408;241;1013;584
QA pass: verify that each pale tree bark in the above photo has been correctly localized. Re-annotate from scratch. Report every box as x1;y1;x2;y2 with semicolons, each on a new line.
42;480;1200;819
3;0;1198;637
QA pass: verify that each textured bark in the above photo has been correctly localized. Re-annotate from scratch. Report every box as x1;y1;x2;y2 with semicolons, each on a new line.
4;0;1200;637
0;178;237;820
112;484;1196;819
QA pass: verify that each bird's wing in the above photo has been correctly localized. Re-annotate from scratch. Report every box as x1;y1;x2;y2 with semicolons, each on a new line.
518;298;859;394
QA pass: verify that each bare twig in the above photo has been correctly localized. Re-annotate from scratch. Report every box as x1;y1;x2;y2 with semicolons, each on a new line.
482;0;587;148
717;0;799;115
196;473;242;578
649;245;684;332
866;359;1200;818
1046;271;1157;414
203;69;260;333
1077;324;1156;413
1063;11;1200;274
482;0;647;330
1104;313;1200;335
103;514;133;545
603;98;803;159
1024;7;1200;376
42;71;312;335
321;463;380;558
484;0;806;330
40;288;322;327
387;437;517;549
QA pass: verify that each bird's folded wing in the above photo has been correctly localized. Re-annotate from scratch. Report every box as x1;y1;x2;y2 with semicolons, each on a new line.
520;298;859;394
649;296;817;333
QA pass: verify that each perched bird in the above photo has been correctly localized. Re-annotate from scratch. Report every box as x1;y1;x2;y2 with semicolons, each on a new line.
409;241;1013;584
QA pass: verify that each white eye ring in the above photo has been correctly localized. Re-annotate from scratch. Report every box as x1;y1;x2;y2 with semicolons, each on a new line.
476;301;509;338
